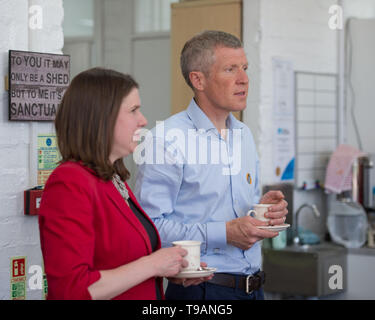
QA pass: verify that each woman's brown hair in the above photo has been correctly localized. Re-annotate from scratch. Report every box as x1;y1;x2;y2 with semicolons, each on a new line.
55;67;138;181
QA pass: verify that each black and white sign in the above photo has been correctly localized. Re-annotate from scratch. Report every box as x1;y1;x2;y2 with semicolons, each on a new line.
9;50;70;121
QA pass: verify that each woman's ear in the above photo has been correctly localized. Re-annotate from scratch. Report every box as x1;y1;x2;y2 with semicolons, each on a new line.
189;71;206;91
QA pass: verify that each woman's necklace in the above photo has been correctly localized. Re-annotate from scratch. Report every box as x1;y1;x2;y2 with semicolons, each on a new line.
112;173;130;205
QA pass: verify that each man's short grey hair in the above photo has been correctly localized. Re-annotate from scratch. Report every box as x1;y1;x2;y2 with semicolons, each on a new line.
180;30;243;89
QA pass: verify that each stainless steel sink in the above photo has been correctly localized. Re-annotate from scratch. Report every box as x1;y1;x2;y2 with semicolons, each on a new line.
262;242;347;297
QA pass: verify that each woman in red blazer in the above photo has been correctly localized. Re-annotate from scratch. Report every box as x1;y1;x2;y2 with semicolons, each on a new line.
39;68;209;300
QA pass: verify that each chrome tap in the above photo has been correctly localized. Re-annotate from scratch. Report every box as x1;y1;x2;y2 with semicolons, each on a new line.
293;204;320;245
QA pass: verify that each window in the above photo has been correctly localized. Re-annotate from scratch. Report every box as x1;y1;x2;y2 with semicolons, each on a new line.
62;0;94;38
134;0;178;33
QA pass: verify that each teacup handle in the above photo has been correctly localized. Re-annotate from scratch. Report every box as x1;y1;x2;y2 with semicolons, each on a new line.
247;210;256;217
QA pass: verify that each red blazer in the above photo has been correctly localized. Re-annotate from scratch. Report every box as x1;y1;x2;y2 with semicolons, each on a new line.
38;161;163;300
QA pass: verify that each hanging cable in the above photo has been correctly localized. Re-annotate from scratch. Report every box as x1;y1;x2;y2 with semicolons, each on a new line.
346;18;363;151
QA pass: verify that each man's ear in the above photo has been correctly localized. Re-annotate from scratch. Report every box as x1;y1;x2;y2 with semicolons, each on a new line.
189;71;206;91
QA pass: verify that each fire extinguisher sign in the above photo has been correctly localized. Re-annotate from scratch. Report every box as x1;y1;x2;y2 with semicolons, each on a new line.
10;256;27;300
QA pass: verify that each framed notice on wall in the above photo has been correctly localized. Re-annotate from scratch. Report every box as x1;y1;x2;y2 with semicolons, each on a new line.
272;57;295;183
8;50;70;121
37;134;60;186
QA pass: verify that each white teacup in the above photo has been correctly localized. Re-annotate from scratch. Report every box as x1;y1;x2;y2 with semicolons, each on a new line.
172;240;201;271
247;204;273;222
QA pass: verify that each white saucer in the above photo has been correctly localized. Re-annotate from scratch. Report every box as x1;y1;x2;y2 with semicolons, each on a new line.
257;223;290;232
174;267;216;279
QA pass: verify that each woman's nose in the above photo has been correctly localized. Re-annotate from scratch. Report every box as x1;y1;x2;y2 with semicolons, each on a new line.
139;112;148;127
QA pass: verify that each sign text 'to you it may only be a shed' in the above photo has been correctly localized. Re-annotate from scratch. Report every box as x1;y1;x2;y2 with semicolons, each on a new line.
9;50;70;121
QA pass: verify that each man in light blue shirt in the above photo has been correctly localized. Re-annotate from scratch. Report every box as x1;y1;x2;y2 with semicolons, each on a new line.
135;30;288;300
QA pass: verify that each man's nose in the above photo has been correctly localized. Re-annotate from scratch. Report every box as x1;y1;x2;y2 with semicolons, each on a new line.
237;69;249;84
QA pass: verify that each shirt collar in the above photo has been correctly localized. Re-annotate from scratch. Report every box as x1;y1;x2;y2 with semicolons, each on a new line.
186;98;244;131
186;99;215;131
226;112;245;130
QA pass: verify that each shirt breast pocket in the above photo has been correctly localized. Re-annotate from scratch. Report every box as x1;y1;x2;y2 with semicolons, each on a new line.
233;169;256;217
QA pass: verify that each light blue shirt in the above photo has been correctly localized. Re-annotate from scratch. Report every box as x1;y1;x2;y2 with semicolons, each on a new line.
134;99;261;275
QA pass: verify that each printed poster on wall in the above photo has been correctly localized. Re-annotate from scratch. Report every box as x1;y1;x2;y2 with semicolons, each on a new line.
272;57;295;182
10;256;26;300
37;134;60;186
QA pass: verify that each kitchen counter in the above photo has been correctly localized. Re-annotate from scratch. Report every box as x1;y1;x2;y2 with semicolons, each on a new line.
347;246;375;256
280;241;375;256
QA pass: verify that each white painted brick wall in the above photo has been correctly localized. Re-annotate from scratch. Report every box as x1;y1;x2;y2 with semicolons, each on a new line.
243;0;338;237
0;0;63;300
259;0;338;185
